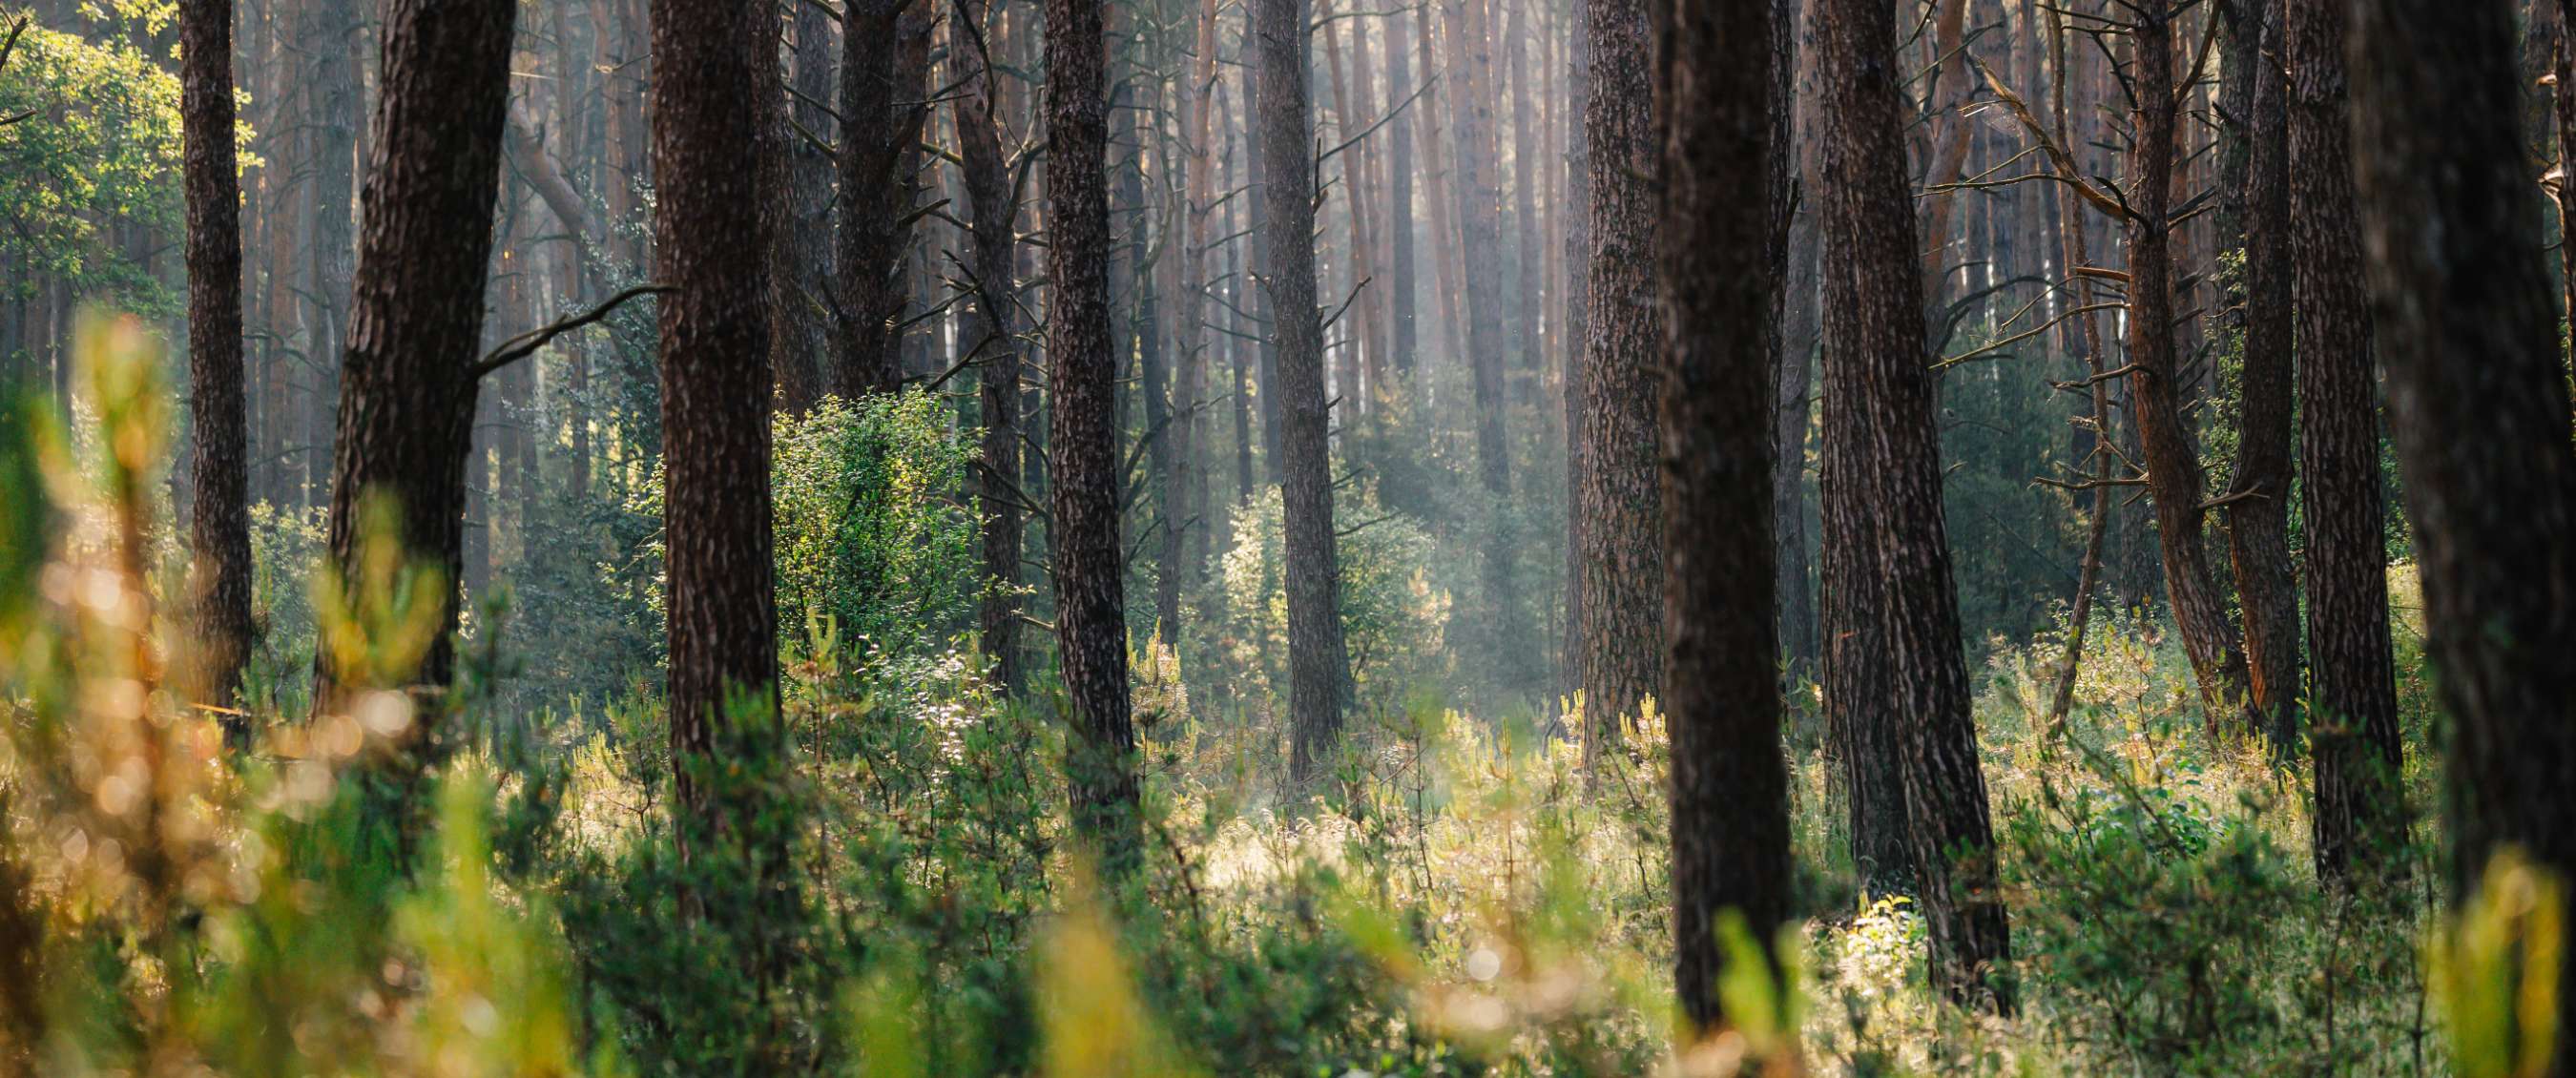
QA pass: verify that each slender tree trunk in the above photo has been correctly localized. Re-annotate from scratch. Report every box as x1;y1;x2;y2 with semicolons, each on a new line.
958;0;1025;694
777;0;837;413
180;0;255;715
312;0;517;713
1180;0;1220;589
1560;5;1590;706
2288;0;2405;884
1382;10;1419;384
1660;0;1789;1033
1047;0;1142;861
1575;0;1660;760
1776;11;1822;682
1815;0;2013;1010
2223;1;2298;757
2124;0;2264;745
2350;0;2576;1063
2557;4;2576;328
1257;0;1356;784
2042;0;2112;733
834;0;932;398
306;0;358;501
1505;0;1544;407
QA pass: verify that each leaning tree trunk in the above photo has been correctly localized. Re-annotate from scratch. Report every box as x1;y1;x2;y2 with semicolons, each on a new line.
312;0;517;715
2223;1;2299;757
1575;0;1662;766
834;0;932;398
2351;0;2576;1064
1256;0;1356;786
957;0;1025;694
2287;0;2405;885
2124;0;2266;747
180;0;256;715
1658;0;1788;1035
1814;0;2012;1011
1046;0;1142;864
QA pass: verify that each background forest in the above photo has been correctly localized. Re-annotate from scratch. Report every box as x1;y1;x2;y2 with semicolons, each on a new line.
1;0;2572;1071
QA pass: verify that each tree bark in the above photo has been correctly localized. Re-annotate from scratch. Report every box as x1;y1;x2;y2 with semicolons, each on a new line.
958;0;1025;694
1575;0;1662;762
2223;0;2299;757
180;0;255;715
312;0;517;712
1659;0;1789;1032
776;0;838;413
1815;0;2012;1010
1257;0;1357;785
1047;0;1142;861
2350;0;2576;1063
2286;0;2405;884
2124;0;2265;746
834;0;932;398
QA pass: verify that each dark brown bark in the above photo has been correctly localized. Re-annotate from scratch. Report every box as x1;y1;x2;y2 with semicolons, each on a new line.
1815;0;1911;899
313;0;517;711
1560;5;1590;705
834;0;932;398
1046;0;1142;860
1575;0;1661;762
1659;0;1788;1032
776;0;837;413
957;0;1025;694
2285;0;2404;883
2124;0;2264;746
2350;0;2576;1062
1815;0;2011;1009
656;0;783;800
1257;0;1356;785
180;0;255;713
2224;1;2299;757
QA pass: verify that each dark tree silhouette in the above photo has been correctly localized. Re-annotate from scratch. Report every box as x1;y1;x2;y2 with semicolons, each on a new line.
312;0;517;712
1658;0;1787;1030
179;0;253;715
654;0;781;828
1814;0;2011;1008
1575;0;1662;763
955;0;1025;694
1254;0;1354;785
2350;1;2576;1061
835;0;932;398
2222;0;2298;757
2287;0;2404;884
1046;0;1141;860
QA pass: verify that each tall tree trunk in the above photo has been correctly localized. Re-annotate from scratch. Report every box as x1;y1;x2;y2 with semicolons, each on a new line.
2124;0;2264;745
306;0;358;502
1575;0;1661;761
2287;0;2405;884
2223;1;2298;756
1257;0;1357;785
180;0;255;715
1505;0;1544;407
834;0;932;398
2350;0;2576;1062
1382;9;1419;384
1815;0;2012;1010
312;0;516;713
2042;0;2113;733
1047;0;1142;862
1776;9;1822;682
1441;0;1511;501
1660;0;1788;1031
1560;3;1590;705
958;0;1025;694
654;0;794;1027
1179;0;1220;593
777;0;837;412
2556;4;2576;328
